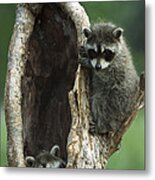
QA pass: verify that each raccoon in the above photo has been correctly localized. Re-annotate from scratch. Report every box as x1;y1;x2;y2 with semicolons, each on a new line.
79;22;139;134
25;145;66;168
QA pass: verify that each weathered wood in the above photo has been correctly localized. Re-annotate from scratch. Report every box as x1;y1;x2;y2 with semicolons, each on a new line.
5;4;37;167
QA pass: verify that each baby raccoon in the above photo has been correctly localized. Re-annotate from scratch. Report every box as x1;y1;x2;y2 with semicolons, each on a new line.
79;22;139;134
25;145;66;168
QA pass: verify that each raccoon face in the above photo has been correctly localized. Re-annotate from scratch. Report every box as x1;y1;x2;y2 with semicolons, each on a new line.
86;45;115;70
83;23;123;71
25;145;66;168
26;154;65;168
37;153;65;168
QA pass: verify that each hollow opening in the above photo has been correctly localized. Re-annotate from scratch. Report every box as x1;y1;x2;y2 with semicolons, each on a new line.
21;4;78;162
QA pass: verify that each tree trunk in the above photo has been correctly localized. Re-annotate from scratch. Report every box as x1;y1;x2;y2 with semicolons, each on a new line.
5;2;144;168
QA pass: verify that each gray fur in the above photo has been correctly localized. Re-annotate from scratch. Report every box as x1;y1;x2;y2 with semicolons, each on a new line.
25;145;66;168
80;22;139;134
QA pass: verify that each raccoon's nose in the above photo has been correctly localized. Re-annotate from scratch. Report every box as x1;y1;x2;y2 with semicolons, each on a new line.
95;64;101;70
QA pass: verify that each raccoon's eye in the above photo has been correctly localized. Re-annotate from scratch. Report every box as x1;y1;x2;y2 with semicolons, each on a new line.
42;163;46;168
88;49;97;59
103;49;115;62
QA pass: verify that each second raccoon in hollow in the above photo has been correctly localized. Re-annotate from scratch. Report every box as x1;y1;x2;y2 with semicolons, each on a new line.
25;145;66;168
79;22;139;134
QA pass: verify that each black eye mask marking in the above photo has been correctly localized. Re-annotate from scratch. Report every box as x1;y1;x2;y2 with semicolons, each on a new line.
88;49;97;59
103;49;115;62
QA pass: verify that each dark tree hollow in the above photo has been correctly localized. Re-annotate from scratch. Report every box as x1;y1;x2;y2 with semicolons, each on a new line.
21;4;78;162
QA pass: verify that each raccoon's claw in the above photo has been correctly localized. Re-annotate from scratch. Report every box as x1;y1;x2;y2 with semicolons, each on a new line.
89;121;96;135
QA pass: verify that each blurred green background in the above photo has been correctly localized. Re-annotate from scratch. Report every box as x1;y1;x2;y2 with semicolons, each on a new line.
0;1;145;169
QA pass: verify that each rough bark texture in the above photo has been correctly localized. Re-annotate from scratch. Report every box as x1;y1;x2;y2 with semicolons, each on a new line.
5;2;144;168
5;4;36;167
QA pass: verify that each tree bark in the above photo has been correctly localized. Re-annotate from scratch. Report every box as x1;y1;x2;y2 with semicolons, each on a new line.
5;4;37;167
5;2;144;168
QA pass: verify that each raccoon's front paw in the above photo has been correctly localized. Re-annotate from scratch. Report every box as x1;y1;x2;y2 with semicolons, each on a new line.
79;46;88;57
78;57;92;69
78;46;92;69
89;120;97;135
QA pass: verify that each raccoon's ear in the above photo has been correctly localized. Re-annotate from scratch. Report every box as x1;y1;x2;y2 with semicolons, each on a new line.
50;145;60;156
83;27;92;38
112;27;124;39
25;156;36;167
